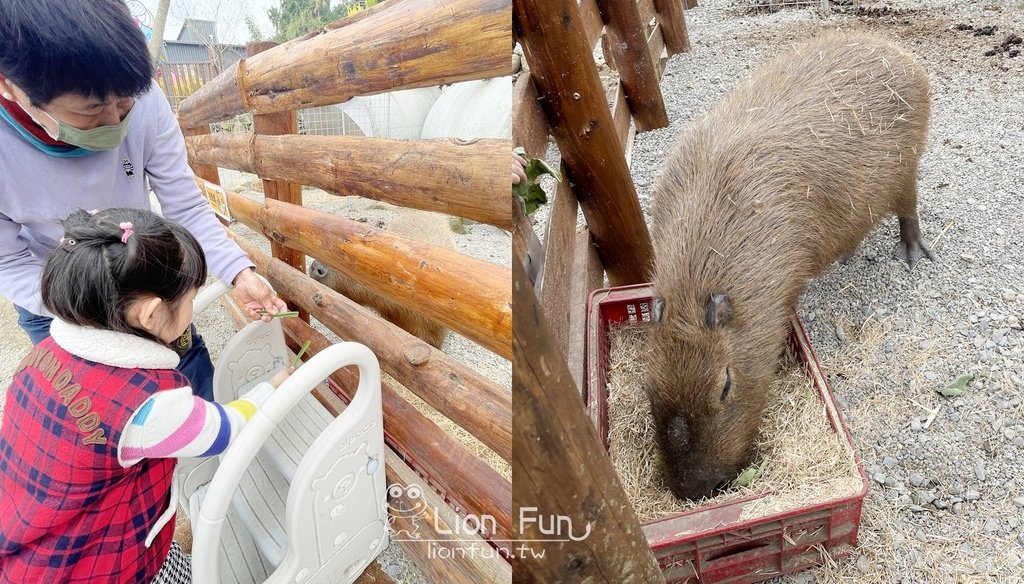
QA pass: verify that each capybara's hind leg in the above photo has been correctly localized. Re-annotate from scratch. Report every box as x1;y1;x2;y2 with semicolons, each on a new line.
895;216;934;269
892;167;934;269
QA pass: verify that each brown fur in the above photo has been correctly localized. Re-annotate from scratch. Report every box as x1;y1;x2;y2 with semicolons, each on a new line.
646;31;931;500
309;210;454;349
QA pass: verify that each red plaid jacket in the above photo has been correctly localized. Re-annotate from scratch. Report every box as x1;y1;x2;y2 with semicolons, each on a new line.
0;337;186;583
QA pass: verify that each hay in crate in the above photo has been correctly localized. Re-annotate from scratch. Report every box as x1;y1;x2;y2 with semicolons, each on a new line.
607;323;863;523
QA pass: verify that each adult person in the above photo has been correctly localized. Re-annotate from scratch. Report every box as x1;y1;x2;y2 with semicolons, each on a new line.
0;0;286;400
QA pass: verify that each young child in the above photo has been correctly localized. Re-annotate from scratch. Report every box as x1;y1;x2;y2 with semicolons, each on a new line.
0;208;291;583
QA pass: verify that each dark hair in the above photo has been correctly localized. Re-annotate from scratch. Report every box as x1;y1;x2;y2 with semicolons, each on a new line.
42;208;208;343
0;0;153;106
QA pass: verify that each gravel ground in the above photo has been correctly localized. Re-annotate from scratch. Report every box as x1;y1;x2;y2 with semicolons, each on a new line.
628;1;1024;581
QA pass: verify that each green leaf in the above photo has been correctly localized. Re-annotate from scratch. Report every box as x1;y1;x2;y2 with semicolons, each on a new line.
257;309;300;319
936;373;974;397
733;458;769;488
513;151;561;215
291;340;312;368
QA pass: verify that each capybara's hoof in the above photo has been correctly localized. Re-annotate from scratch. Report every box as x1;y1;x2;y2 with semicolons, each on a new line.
894;240;935;269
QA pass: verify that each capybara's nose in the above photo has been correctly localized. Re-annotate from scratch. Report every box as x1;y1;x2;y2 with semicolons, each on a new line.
669;469;735;501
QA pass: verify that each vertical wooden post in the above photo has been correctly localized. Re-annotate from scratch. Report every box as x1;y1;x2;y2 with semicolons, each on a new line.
246;41;307;318
596;0;669;131
514;0;654;286
654;0;691;55
512;252;664;582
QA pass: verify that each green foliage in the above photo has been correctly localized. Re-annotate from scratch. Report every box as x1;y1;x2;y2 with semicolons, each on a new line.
512;147;561;215
245;15;265;43
936;372;974;397
269;0;379;42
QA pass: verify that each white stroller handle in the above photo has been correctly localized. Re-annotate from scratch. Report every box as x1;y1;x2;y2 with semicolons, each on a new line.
190;342;382;584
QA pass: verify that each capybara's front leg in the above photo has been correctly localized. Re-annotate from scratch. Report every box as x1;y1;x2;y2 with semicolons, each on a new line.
895;215;935;269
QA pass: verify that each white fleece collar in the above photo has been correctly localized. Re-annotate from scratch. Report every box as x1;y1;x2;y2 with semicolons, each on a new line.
49;319;180;369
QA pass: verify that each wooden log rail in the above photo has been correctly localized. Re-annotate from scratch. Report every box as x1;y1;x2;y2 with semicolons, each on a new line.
186;133;511;229
512;256;664;582
176;0;511;128
233;238;513;463
205;179;512;359
280;318;512;544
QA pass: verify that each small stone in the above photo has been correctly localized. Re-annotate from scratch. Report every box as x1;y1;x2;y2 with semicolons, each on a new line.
976;462;987;481
911;417;924;431
910;472;927;487
915;490;936;505
961;253;975;262
1005;290;1019;303
964;490;981;501
976;559;990;573
996;228;1007;236
915;529;928;542
384;563;403;579
1013;497;1024;508
856;555;871;574
883;456;899;468
873;472;887;485
925;371;939;381
1019;533;1024;546
934;499;950;509
984;518;1000;533
953;502;964;514
836;323;847;343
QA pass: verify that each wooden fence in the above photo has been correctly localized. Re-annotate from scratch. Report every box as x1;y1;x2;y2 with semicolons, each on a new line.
512;0;692;580
177;0;512;582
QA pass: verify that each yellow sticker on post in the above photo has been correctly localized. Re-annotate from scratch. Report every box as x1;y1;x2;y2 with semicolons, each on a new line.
200;181;231;221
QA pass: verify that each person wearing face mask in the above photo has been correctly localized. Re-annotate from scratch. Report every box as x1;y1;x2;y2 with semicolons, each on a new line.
0;0;288;401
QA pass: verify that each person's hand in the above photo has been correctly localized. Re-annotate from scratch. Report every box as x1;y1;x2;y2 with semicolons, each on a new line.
233;268;288;322
270;366;295;388
512;151;528;185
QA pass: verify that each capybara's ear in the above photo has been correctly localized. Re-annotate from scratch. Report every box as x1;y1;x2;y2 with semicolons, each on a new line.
704;293;733;328
652;297;665;323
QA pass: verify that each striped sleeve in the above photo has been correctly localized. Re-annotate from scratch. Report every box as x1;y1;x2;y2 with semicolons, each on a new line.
117;382;276;467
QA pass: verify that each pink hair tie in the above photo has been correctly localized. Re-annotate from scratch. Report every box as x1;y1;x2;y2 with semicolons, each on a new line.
119;222;134;243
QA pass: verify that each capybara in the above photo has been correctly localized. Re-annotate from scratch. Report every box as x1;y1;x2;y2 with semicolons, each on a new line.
309;210;455;349
645;31;932;500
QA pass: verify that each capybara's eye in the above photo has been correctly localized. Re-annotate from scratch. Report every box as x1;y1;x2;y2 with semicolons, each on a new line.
721;368;732;402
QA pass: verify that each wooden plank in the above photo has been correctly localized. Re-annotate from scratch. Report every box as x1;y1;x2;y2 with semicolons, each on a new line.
511;74;549;159
185;133;511;230
511;254;664;583
233;240;513;463
596;0;668;131
654;0;690;55
638;0;658;28
514;0;654;286
248;41;307;318
566;229;604;394
538;167;578;356
579;0;605;52
281;318;513;544
218;182;513;360
177;0;511;127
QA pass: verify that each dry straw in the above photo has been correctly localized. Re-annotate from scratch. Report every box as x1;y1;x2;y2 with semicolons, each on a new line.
606;323;863;525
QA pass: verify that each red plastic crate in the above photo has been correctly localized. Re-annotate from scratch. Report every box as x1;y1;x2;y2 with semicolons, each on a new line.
585;283;869;583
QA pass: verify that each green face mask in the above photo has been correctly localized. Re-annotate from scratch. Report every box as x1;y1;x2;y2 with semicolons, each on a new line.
35;105;134;151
